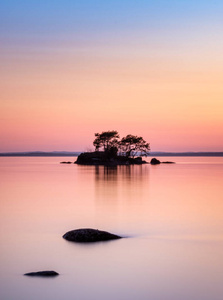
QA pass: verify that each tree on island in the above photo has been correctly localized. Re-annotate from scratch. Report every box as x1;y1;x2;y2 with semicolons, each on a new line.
93;130;150;158
93;130;120;153
75;130;150;165
119;134;150;157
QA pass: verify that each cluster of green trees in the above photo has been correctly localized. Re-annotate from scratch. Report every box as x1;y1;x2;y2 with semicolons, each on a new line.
93;130;150;158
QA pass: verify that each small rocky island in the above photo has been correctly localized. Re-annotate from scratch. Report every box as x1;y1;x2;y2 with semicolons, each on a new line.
63;228;122;243
75;151;147;166
75;130;150;166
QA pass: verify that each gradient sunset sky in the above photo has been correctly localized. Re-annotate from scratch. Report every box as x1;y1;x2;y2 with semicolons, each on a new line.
1;0;223;152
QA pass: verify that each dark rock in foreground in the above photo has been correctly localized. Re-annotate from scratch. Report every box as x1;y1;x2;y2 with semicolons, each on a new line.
150;158;161;165
63;228;122;243
75;152;147;166
24;271;59;277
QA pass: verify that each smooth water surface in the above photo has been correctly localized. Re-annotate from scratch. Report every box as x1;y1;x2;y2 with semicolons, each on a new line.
0;156;223;300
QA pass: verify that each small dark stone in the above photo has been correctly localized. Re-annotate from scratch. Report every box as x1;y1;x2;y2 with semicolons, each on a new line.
162;161;175;164
63;228;122;243
60;161;72;164
24;271;59;277
150;158;161;165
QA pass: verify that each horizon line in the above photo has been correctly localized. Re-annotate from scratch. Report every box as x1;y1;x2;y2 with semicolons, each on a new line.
0;151;223;157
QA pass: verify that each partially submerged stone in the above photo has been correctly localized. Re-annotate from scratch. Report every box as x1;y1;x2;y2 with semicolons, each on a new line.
24;271;59;277
150;158;175;164
63;228;122;243
150;158;161;165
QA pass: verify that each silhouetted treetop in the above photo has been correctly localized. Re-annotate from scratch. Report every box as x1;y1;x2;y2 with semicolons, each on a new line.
119;134;150;157
93;130;120;152
93;130;150;158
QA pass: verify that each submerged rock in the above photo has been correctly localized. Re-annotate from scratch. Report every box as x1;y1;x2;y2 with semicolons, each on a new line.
24;271;59;277
63;228;122;243
162;161;175;164
60;161;72;164
150;158;161;165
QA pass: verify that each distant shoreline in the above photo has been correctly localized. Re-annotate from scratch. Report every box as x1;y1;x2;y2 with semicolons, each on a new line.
0;151;223;157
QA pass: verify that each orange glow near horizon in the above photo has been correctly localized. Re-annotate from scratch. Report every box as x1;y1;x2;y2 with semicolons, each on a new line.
1;51;223;152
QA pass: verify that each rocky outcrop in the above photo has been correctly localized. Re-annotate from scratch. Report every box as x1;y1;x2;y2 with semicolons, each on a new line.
63;228;122;243
150;158;175;164
150;158;161;165
24;271;59;277
75;151;147;166
75;152;147;166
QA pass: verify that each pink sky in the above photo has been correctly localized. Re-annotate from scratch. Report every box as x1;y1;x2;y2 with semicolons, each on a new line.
1;1;223;152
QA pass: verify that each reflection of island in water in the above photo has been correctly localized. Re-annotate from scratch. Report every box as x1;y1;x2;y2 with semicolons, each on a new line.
94;165;148;182
94;165;149;202
95;166;118;182
93;165;150;231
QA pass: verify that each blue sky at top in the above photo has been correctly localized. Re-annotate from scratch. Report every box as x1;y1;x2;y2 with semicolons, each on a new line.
1;0;223;43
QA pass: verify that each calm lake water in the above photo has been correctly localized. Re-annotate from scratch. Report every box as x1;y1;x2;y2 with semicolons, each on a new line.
0;156;223;300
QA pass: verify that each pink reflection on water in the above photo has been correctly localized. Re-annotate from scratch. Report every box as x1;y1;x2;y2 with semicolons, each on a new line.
0;157;223;300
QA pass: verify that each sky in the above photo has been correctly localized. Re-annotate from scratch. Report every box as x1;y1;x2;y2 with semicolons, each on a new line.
0;0;223;152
